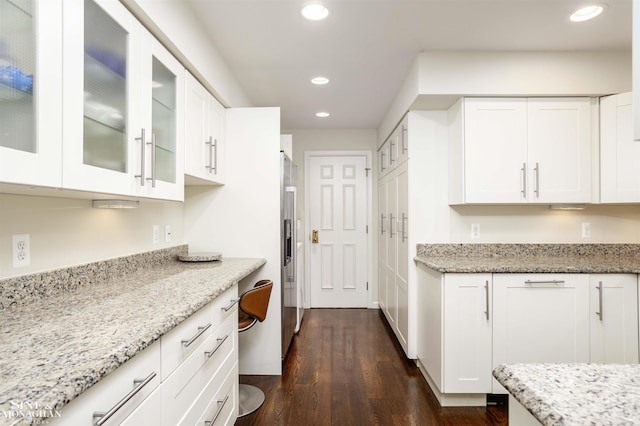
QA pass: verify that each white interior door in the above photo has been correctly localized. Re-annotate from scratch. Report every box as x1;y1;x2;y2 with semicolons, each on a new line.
308;155;368;307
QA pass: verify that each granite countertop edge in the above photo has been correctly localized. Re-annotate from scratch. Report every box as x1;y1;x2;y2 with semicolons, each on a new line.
0;255;267;423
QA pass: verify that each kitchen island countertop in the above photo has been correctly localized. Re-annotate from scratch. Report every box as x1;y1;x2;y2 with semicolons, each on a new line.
493;363;640;426
0;247;265;425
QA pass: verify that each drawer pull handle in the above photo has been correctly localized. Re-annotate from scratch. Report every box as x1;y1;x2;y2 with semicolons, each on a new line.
524;280;565;285
92;372;156;426
204;394;230;426
484;280;490;321
222;298;239;312
181;323;212;347
596;281;603;321
205;334;229;358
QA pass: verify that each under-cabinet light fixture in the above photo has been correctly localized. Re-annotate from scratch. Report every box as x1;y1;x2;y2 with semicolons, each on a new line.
569;4;606;22
92;199;140;209
549;204;586;211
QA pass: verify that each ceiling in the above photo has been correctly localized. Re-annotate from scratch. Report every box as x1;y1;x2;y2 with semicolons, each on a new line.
186;0;632;130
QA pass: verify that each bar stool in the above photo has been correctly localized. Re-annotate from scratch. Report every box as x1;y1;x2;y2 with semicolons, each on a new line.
237;279;273;418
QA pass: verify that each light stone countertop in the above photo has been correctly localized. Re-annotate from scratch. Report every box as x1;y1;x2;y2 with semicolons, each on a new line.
493;363;640;426
0;248;266;425
414;243;640;273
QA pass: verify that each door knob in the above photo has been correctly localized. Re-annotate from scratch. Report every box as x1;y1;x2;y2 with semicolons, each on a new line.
311;229;319;244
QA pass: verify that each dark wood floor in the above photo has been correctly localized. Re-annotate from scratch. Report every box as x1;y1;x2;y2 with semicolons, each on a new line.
235;309;508;425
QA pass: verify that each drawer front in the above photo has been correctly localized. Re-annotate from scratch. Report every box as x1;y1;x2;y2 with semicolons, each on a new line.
161;313;237;425
161;302;214;380
211;284;239;330
195;361;239;426
52;341;161;426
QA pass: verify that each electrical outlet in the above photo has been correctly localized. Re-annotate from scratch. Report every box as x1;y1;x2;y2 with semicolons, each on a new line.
12;234;30;268
582;222;591;238
471;223;480;239
152;225;160;244
164;225;171;243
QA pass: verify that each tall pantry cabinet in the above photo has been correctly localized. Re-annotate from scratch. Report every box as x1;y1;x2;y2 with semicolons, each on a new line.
378;112;437;359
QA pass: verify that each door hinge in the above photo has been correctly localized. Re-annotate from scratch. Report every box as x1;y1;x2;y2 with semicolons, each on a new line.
365;167;371;177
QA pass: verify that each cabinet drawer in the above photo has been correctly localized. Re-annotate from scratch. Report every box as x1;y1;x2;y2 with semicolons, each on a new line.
161;313;237;425
52;340;161;426
195;361;239;426
161;302;214;380
211;284;239;329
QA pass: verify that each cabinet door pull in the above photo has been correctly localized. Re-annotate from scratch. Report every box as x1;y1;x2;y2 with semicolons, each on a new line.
222;298;239;312
401;126;408;154
534;162;540;198
205;334;229;358
92;372;156;426
596;281;603;321
204;394;230;426
380;152;386;172
524;279;565;285
389;213;395;238
401;213;408;243
484;280;490;321
521;163;527;198
389;140;395;164
380;214;386;235
181;323;212;347
206;136;214;173
213;138;218;173
134;128;146;186
146;133;156;188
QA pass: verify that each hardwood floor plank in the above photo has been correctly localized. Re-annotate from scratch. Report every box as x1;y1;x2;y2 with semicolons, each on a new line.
235;309;507;426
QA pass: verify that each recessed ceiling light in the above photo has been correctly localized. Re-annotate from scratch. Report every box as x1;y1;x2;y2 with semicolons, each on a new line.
301;3;330;21
316;112;330;118
569;4;606;22
311;76;329;85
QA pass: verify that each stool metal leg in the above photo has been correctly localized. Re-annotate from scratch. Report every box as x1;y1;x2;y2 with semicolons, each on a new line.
237;384;265;418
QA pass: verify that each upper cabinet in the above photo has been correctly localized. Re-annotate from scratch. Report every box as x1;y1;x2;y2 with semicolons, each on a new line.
449;97;593;205
378;115;408;178
0;0;63;187
184;71;225;185
62;0;184;201
600;92;640;203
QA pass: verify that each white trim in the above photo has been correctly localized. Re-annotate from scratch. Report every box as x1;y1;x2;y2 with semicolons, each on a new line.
304;150;374;309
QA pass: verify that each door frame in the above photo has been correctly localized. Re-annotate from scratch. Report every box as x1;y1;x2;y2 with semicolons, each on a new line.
304;150;373;309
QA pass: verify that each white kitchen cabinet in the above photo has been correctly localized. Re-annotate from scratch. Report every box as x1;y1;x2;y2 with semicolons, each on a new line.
395;162;409;349
62;0;184;200
589;274;639;364
51;341;161;426
184;71;226;185
120;386;162;426
377;175;388;311
492;274;590;393
449;97;592;204
600;92;640;203
634;0;640;140
416;265;491;406
0;0;63;188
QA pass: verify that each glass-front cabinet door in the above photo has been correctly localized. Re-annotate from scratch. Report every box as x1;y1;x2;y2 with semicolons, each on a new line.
0;0;62;187
62;0;142;196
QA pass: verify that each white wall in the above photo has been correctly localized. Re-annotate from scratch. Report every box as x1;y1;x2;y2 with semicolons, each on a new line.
0;194;183;279
185;107;282;375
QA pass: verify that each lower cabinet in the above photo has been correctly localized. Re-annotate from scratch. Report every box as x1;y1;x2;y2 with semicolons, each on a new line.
52;284;239;425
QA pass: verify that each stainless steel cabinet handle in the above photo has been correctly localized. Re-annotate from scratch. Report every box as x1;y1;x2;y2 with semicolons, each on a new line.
401;126;407;154
389;140;395;164
401;213;408;243
389;213;395;238
134;128;146;186
213;138;218;173
380;214;386;235
206;136;214;174
534;162;540;198
484;280;490;321
93;372;156;426
524;280;565;285
521;163;527;198
181;323;212;347
596;281;603;321
146;132;156;188
204;394;230;426
222;298;239;312
205;334;229;358
380;152;386;172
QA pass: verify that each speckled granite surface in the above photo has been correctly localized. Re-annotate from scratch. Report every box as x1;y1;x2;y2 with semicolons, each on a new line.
415;244;640;273
493;363;640;426
0;248;266;425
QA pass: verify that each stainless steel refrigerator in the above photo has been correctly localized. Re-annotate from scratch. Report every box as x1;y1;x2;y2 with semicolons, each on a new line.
281;151;298;359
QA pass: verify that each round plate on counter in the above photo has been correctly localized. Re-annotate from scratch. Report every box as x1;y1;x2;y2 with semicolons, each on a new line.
178;252;222;262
